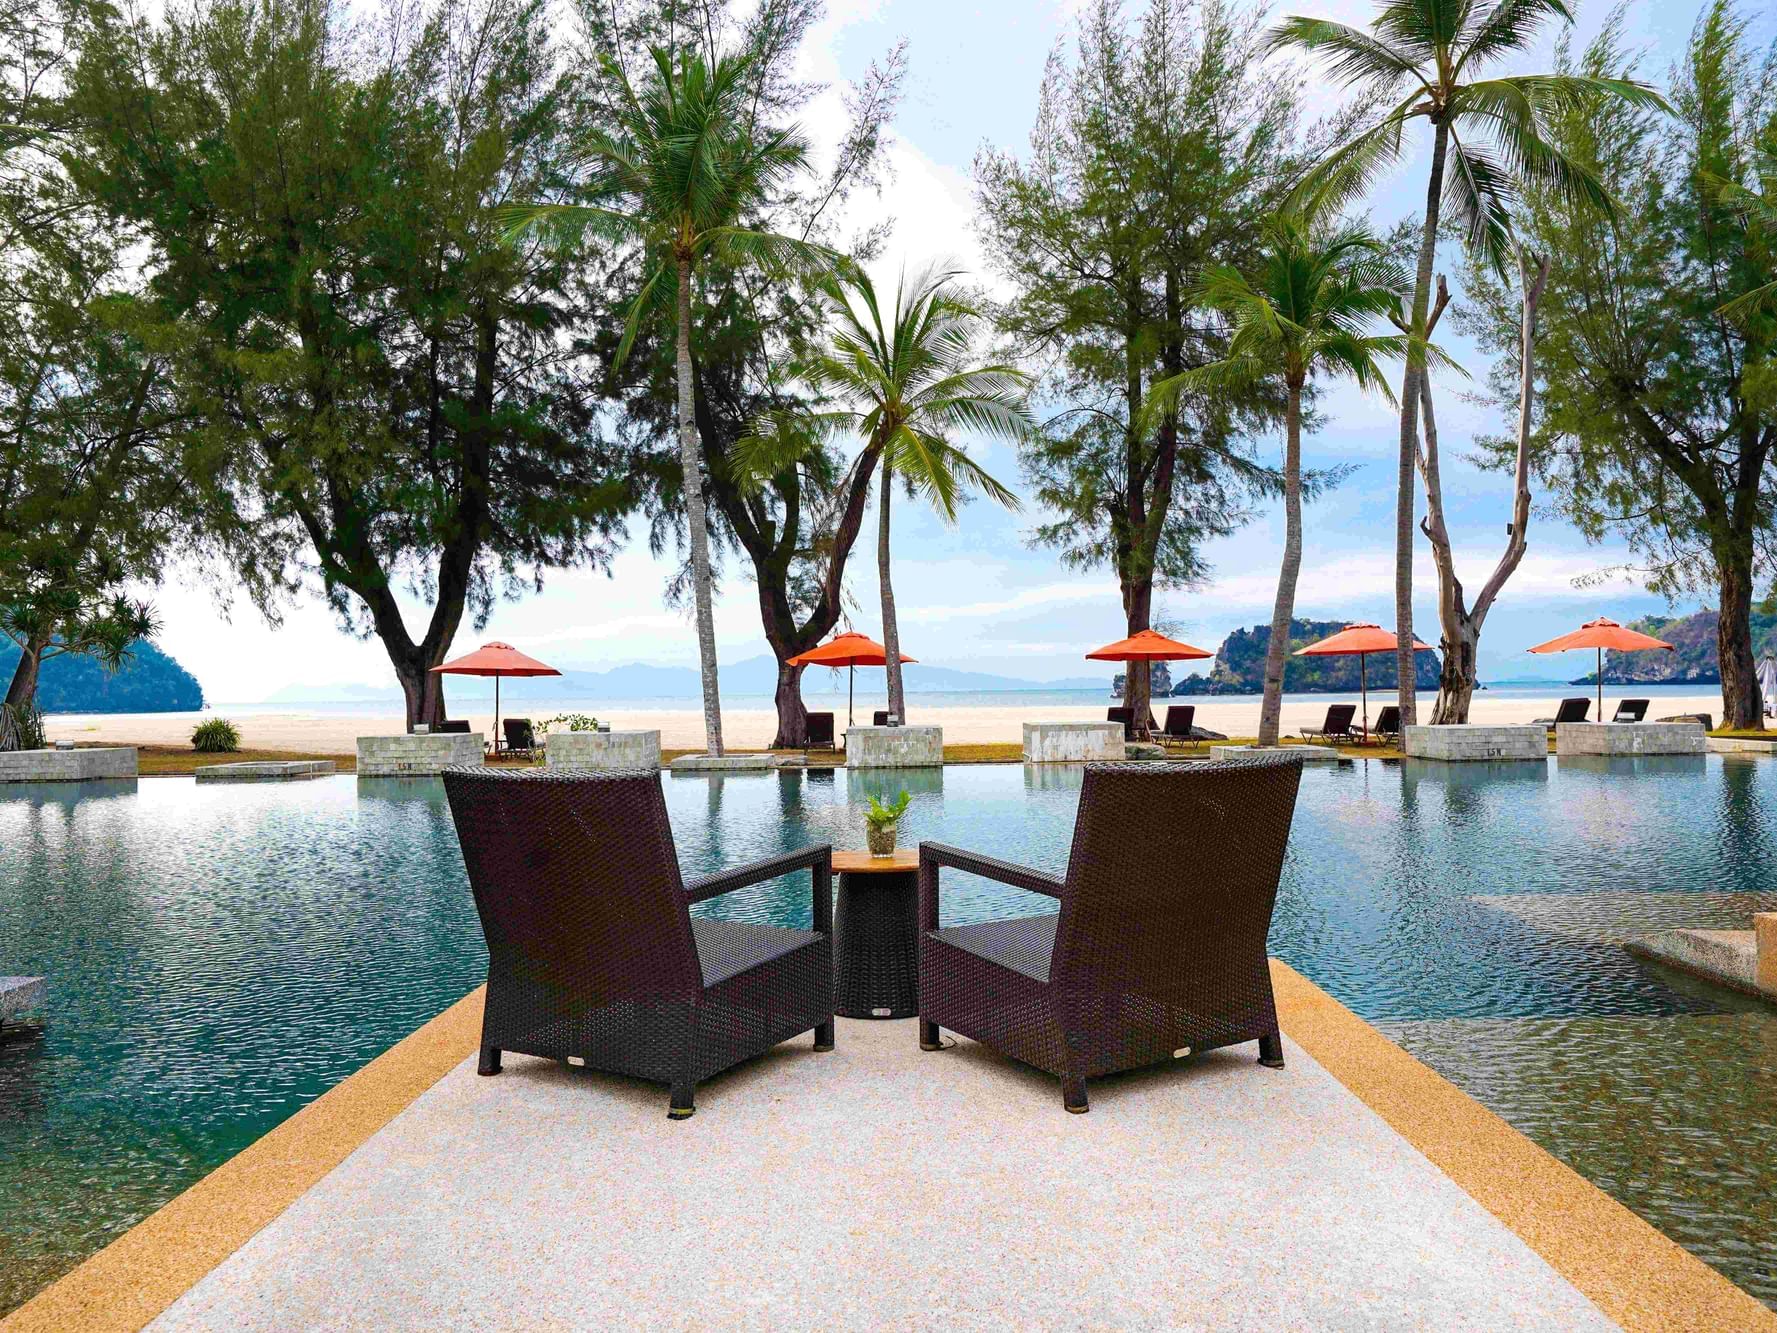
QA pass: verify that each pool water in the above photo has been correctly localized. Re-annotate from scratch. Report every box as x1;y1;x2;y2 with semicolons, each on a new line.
2;758;1775;1311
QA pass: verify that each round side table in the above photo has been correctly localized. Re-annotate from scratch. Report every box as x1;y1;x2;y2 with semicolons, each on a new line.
831;849;920;1019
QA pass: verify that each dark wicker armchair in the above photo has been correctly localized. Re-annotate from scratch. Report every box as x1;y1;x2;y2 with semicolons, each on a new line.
441;768;834;1120
917;753;1304;1113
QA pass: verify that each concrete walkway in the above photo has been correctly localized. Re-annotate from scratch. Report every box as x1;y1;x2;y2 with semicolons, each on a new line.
150;1020;1610;1331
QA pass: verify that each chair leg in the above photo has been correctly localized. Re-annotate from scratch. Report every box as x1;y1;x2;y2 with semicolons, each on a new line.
1258;1032;1285;1068
668;1082;696;1120
919;1019;941;1051
477;1045;501;1076
1062;1076;1089;1114
813;1019;834;1052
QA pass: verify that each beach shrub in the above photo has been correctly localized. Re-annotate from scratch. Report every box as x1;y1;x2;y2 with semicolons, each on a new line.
538;713;599;734
191;718;241;753
0;702;45;752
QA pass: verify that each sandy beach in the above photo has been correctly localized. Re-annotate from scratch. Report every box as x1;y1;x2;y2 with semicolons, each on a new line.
42;689;1725;754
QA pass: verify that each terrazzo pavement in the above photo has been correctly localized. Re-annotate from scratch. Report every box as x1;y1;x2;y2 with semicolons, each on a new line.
149;1019;1617;1331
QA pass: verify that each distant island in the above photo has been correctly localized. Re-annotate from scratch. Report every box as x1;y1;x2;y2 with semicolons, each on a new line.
1169;619;1442;696
1;639;205;713
1589;608;1776;685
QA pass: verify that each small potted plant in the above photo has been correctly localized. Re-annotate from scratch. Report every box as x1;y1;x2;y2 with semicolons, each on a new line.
864;789;911;857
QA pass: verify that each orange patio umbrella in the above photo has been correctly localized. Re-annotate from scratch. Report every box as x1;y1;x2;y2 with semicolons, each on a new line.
431;641;561;755
1086;629;1213;730
787;631;916;727
1526;617;1673;719
1295;623;1436;741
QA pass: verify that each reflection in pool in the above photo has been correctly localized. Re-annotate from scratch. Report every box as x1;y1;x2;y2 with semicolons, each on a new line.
2;757;1775;1310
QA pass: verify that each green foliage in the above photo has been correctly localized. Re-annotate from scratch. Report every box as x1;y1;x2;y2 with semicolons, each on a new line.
190;717;240;753
976;0;1300;599
0;700;44;752
538;713;599;733
865;789;910;828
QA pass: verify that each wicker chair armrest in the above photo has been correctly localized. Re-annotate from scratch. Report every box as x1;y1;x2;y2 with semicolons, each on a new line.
918;843;1063;898
685;844;833;933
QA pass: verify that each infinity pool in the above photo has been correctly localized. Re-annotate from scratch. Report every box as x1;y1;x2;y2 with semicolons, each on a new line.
2;758;1775;1312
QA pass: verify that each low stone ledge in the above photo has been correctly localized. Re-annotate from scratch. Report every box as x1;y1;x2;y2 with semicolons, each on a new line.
355;733;483;777
1404;724;1545;762
844;725;942;768
669;752;805;772
1627;927;1774;1000
1557;721;1705;757
1022;721;1124;763
1;976;46;1022
1706;735;1777;755
0;747;137;783
546;730;662;770
1209;743;1340;764
195;760;336;783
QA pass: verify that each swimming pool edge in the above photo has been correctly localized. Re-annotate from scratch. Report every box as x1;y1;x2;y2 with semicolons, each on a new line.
5;966;1770;1332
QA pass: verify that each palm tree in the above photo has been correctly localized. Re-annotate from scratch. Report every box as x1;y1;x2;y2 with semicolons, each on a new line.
1267;0;1666;727
1149;215;1408;748
740;267;1029;722
505;46;836;756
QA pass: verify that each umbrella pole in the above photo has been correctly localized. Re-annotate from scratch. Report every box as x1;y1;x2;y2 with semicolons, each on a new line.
1597;646;1603;720
494;676;501;758
848;665;855;729
1361;654;1369;742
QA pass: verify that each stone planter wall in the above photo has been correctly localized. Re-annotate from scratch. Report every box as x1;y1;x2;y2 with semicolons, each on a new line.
196;760;335;783
845;725;942;768
356;733;483;777
0;747;137;783
1022;721;1124;763
546;730;662;770
1557;721;1705;756
1402;724;1545;762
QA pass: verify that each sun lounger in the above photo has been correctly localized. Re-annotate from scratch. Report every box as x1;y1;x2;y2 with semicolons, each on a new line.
805;712;836;749
1531;698;1591;729
1155;705;1197;747
1611;699;1649;723
1107;706;1158;741
916;752;1304;1112
1300;703;1358;744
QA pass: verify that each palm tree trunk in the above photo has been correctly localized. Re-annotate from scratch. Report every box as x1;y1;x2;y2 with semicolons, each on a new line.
879;458;905;723
676;256;724;756
1395;119;1451;728
1258;379;1304;748
4;628;50;709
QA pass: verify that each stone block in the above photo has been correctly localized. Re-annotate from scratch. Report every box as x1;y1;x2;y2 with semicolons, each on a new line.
1706;735;1777;755
1557;721;1705;756
844;725;942;768
0;747;137;783
0;976;45;1021
546;730;661;770
1757;914;1777;997
1403;725;1545;762
355;733;483;777
669;752;805;772
1022;722;1124;763
195;760;335;783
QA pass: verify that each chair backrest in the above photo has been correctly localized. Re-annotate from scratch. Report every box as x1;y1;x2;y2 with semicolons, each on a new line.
1555;697;1590;724
873;710;891;726
437;719;471;734
806;712;835;747
1374;705;1401;735
1612;698;1649;723
1322;703;1357;734
441;768;702;1003
1107;706;1133;738
503;717;535;748
1162;705;1195;738
1050;755;1303;1000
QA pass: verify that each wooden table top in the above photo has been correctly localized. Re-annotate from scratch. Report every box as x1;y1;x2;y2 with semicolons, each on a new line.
831;849;919;874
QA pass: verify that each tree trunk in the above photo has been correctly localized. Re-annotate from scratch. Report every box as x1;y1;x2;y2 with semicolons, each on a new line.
393;656;449;732
4;629;49;709
676;256;724;756
878;459;905;723
1395;119;1451;726
1422;254;1547;726
1123;576;1153;733
773;659;809;747
1258;379;1304;747
1718;545;1761;729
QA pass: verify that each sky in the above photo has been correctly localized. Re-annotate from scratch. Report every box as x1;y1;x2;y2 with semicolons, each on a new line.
143;0;1766;703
